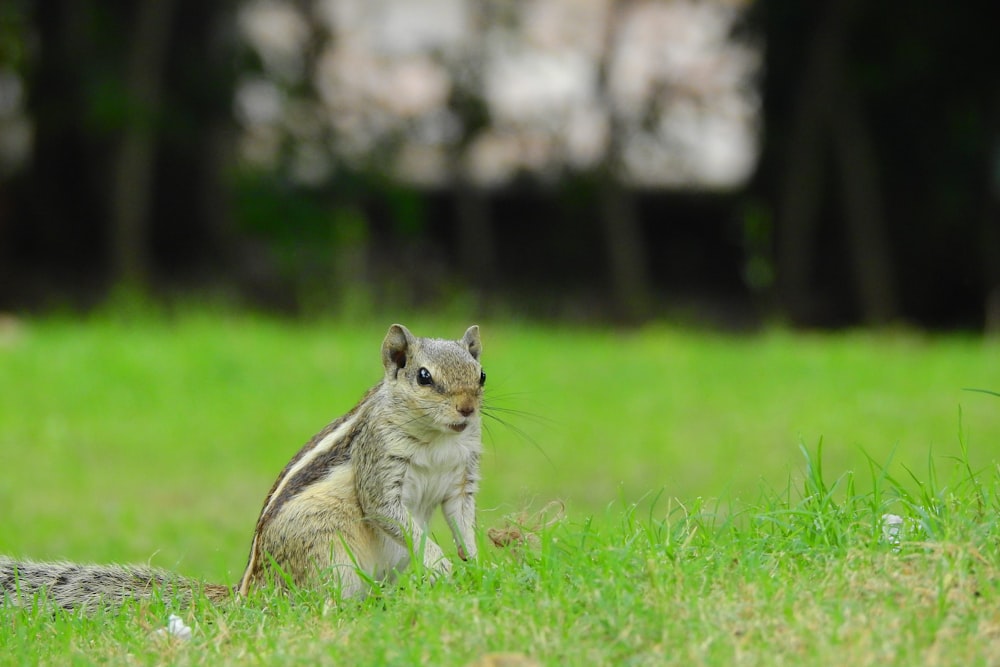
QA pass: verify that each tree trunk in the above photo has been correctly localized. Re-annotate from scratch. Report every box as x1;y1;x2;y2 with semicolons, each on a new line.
831;84;899;325
109;0;176;287
984;177;1000;336
24;0;103;280
985;206;1000;333
194;5;240;277
598;176;649;320
774;0;844;323
450;0;498;296
596;0;650;321
983;92;1000;336
455;182;497;292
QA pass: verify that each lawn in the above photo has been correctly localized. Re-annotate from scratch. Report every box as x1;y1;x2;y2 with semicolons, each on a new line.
0;311;998;665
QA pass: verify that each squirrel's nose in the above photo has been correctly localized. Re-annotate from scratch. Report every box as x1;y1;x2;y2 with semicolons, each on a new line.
457;404;475;417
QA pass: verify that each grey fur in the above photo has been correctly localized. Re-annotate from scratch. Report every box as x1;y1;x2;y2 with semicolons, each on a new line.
239;324;483;598
0;556;230;610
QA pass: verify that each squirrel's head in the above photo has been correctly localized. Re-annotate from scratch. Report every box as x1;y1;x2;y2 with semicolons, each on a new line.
381;324;485;435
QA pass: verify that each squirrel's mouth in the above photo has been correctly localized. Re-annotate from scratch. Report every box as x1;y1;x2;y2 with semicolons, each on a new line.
448;422;468;433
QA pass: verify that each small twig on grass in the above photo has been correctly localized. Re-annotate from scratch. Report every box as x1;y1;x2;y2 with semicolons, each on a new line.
487;501;566;550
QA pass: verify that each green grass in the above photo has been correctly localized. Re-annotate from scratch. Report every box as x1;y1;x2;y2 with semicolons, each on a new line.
1;311;998;665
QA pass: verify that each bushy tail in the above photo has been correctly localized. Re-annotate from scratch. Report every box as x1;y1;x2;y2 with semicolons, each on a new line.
0;556;232;610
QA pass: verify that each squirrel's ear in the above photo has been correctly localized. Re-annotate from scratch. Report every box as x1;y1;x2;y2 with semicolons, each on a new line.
383;324;415;375
461;325;482;360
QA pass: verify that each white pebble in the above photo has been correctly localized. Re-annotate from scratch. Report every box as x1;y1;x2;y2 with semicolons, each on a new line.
155;614;193;641
881;513;904;550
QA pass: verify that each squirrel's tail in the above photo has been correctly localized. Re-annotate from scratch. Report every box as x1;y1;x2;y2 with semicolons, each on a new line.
0;556;233;610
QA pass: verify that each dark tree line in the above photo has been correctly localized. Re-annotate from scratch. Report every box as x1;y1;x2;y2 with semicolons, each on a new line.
0;0;238;305
0;1;997;330
751;0;1000;329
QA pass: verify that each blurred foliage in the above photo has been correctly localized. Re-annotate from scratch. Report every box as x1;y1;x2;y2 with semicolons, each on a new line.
0;3;28;70
0;1;997;328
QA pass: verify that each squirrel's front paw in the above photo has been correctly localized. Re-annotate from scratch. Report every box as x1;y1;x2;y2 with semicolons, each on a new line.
422;544;453;581
432;557;453;581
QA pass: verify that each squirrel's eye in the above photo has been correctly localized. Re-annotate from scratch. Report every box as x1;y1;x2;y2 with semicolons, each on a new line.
417;367;434;386
479;370;487;386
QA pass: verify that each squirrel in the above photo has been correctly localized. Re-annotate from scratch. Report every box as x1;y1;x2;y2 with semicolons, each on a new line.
0;324;485;609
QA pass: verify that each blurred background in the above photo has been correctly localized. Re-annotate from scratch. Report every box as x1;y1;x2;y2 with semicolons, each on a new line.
0;0;998;330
